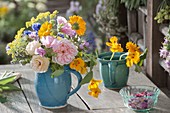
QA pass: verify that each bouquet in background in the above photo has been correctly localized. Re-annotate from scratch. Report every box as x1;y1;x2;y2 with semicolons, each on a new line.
6;11;102;98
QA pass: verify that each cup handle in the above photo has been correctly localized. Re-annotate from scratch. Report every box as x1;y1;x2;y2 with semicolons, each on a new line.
108;62;117;85
67;69;82;97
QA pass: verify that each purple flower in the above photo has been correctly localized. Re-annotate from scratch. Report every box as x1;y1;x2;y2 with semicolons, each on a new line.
28;32;39;40
32;23;41;31
163;38;169;44
35;47;46;57
24;30;32;35
6;44;10;51
160;48;169;58
165;59;170;69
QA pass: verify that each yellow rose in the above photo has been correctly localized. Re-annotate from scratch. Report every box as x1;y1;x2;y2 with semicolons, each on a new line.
30;55;50;73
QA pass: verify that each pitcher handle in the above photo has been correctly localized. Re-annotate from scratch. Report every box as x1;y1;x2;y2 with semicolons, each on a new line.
108;62;117;85
67;69;82;97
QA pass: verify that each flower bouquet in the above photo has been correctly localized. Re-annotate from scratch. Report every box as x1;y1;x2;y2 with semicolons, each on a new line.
98;36;147;89
6;10;102;108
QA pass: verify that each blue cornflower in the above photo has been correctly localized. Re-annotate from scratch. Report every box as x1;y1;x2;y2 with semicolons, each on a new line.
57;33;64;38
32;23;41;31
23;30;32;35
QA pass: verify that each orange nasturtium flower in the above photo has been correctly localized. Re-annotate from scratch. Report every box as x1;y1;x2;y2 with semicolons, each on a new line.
88;88;101;98
106;36;123;53
70;58;87;74
126;42;141;67
69;15;86;36
38;21;52;38
88;78;102;98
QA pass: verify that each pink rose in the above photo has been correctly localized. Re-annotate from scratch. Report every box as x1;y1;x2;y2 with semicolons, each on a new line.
57;16;67;24
41;36;57;48
52;39;78;65
61;23;75;37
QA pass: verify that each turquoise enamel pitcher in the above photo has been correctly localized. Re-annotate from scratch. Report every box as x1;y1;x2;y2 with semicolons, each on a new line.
98;52;129;89
34;66;82;109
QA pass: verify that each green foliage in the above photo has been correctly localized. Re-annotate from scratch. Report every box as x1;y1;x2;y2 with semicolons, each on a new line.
154;0;170;24
121;0;147;11
0;71;21;103
80;71;93;85
94;0;126;38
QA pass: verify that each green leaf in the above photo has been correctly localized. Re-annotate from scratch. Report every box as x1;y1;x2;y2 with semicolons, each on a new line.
138;48;148;66
0;76;16;85
0;84;21;91
51;69;64;77
80;71;93;85
135;64;142;73
0;94;7;103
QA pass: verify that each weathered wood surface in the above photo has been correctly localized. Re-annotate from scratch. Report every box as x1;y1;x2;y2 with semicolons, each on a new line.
0;64;170;113
146;0;167;87
72;64;170;113
0;67;32;113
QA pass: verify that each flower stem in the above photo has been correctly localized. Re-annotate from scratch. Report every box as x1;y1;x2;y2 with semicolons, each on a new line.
119;53;128;60
110;52;115;61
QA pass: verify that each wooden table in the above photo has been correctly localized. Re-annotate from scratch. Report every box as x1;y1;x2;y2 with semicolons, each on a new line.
0;64;170;113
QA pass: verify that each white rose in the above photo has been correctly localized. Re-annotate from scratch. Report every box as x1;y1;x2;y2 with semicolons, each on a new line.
26;41;41;55
30;55;50;73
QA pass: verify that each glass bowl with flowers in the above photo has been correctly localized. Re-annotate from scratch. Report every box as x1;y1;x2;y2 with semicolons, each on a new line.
98;36;148;89
6;10;102;109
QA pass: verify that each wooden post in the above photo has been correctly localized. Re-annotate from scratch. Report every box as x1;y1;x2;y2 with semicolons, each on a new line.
146;0;167;87
127;10;138;34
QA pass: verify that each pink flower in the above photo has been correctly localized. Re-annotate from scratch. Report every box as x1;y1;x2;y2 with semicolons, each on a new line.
41;36;57;48
52;39;78;65
35;47;46;57
57;16;67;24
61;23;75;37
57;16;75;37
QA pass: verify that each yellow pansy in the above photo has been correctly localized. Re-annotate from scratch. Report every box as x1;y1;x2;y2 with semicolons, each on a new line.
126;51;140;67
106;36;124;53
126;41;141;53
38;21;52;38
88;88;101;98
70;58;87;74
88;78;102;90
106;36;118;47
69;15;86;36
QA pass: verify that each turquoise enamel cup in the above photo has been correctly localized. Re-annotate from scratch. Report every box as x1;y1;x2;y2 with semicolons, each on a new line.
34;66;82;109
98;52;129;89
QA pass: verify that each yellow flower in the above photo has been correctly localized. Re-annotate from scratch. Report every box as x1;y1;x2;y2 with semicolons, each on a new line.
106;36;118;47
14;28;25;39
106;36;123;52
126;42;141;53
0;6;8;17
69;15;86;36
88;88;101;98
126;51;140;67
50;10;58;19
70;58;87;74
38;21;52;38
88;78;102;90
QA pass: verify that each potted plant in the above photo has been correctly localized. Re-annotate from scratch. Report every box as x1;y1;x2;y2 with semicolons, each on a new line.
6;10;102;109
98;36;147;89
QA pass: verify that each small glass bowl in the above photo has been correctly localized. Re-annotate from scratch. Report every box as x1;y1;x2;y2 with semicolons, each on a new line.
119;85;160;112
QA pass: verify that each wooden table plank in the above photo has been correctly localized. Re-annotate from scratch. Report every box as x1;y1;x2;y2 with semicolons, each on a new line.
72;64;170;112
0;71;32;113
18;69;89;113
